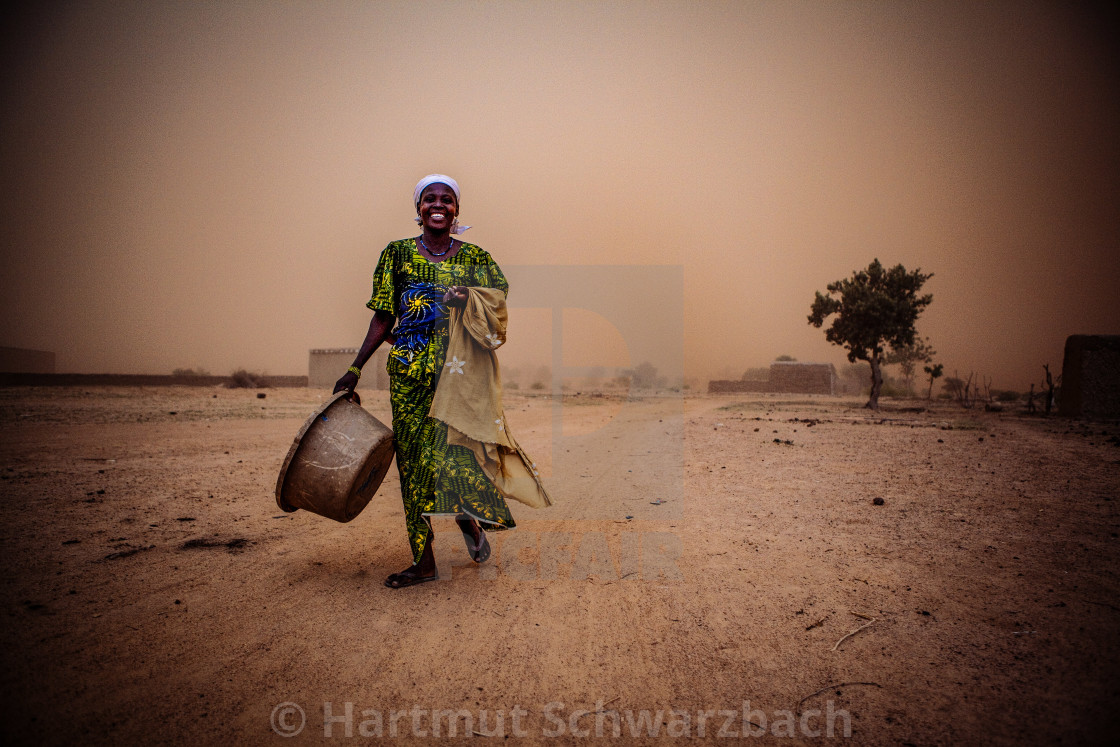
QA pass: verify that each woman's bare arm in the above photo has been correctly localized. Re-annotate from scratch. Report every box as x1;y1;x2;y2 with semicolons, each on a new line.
332;310;395;394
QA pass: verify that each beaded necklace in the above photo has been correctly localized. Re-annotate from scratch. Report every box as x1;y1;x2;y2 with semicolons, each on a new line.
419;236;455;257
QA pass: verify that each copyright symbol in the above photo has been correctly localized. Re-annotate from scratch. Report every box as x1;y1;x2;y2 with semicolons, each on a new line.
271;702;306;737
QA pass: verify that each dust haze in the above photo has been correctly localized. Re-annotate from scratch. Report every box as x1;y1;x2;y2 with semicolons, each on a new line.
2;1;1117;391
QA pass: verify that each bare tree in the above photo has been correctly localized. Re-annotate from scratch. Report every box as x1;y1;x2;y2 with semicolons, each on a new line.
944;370;976;409
1042;364;1061;415
923;362;944;400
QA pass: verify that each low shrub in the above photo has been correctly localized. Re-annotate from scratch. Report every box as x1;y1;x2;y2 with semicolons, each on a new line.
172;367;210;377
879;381;911;398
229;369;265;388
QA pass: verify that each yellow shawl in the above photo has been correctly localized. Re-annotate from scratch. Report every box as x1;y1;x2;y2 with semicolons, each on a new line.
429;287;553;509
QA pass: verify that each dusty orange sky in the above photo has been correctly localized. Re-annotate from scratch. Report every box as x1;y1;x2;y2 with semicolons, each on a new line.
2;1;1117;391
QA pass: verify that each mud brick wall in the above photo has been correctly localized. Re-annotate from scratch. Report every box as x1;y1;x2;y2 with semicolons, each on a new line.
0;373;308;387
708;379;772;393
767;362;837;394
309;348;389;391
709;363;837;394
1059;335;1120;418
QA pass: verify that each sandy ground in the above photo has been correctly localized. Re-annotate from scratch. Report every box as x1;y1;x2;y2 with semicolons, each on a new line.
1;385;1118;745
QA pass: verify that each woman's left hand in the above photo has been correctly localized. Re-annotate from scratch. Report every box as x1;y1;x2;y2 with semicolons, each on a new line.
443;285;469;307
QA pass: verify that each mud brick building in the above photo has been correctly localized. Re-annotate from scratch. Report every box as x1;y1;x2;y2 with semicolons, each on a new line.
709;362;837;394
1059;335;1120;418
308;348;389;391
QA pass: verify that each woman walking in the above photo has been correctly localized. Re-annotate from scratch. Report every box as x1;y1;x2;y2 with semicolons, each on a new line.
334;174;548;587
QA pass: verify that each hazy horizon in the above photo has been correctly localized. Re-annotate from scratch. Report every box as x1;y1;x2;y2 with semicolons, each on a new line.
2;1;1117;392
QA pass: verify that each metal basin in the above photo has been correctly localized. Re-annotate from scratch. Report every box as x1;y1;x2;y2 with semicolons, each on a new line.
275;392;395;522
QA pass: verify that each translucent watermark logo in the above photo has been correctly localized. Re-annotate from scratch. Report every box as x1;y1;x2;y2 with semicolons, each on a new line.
538;700;852;739
270;702;306;737
432;528;683;581
504;265;685;520
272;700;851;739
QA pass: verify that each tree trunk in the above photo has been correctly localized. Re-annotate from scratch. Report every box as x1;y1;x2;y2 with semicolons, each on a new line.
866;352;883;409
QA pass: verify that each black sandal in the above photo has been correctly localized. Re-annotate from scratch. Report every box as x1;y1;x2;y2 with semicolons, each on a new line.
384;569;438;588
456;516;491;563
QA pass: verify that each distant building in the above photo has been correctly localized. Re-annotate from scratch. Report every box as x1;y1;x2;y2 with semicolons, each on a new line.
708;361;838;394
308;348;389;390
768;361;838;394
0;347;56;374
1059;335;1120;418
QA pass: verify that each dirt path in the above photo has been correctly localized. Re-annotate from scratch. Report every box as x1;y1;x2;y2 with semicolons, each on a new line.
1;386;1118;744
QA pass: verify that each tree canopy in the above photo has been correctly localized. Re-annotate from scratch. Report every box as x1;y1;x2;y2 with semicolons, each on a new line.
808;259;933;409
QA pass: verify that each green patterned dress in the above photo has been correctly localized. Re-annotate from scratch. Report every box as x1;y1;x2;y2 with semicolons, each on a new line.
368;238;516;563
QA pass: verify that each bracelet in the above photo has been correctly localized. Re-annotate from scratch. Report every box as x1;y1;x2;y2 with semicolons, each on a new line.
347;365;362;378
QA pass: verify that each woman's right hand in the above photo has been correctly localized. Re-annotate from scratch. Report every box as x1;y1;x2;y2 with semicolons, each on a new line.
333;371;359;395
443;285;469;307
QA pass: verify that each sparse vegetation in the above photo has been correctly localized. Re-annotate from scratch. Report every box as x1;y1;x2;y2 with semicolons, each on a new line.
228;369;266;388
878;380;911;399
923;362;944;400
941;371;1014;409
886;337;935;395
627;362;659;389
172;367;210;377
943;371;976;408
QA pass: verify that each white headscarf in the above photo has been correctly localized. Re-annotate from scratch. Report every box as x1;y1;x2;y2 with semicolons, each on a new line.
413;174;471;234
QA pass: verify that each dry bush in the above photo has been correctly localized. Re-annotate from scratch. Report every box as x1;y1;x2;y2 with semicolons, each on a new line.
228;369;265;388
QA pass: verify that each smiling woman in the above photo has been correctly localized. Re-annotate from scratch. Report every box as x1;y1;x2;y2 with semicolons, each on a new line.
332;174;549;588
